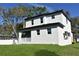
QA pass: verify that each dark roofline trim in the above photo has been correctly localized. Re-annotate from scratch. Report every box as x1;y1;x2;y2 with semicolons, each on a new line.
19;22;64;32
25;9;71;22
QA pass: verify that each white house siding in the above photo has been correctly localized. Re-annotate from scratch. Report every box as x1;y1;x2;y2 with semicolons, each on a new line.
33;18;41;26
63;20;73;43
18;38;31;44
18;32;31;44
31;27;59;44
55;13;73;46
25;13;66;28
18;12;73;46
64;20;72;33
44;14;65;25
61;13;72;32
25;20;32;28
57;27;72;46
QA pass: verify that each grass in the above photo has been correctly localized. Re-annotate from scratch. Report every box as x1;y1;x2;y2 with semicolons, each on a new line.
0;43;79;56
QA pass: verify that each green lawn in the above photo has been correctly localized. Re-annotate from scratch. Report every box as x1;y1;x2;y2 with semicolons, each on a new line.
0;43;79;56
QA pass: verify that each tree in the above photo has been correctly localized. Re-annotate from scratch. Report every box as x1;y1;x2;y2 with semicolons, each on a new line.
0;4;48;43
71;17;79;42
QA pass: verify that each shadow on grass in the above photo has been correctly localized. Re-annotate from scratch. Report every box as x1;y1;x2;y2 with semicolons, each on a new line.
34;49;59;56
74;47;79;49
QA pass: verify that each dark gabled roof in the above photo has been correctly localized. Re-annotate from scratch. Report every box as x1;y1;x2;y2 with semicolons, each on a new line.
19;22;64;32
25;9;71;22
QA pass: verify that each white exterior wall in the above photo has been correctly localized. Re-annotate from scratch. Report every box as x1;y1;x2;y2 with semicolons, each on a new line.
57;27;72;46
18;13;73;46
33;18;41;26
31;27;59;44
61;13;72;32
18;38;31;44
56;14;73;46
62;14;73;43
18;32;31;44
25;13;67;28
25;21;32;28
44;14;65;25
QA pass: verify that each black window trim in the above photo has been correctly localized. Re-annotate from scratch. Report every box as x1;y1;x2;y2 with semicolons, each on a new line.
47;28;52;34
40;17;43;23
37;30;40;35
52;15;55;19
32;20;34;25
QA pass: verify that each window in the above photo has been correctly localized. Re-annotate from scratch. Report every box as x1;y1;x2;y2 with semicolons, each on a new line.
40;17;43;23
63;33;68;39
63;31;70;40
37;30;40;35
22;31;31;38
66;19;68;24
52;16;55;19
47;28;51;34
68;32;70;36
32;20;34;25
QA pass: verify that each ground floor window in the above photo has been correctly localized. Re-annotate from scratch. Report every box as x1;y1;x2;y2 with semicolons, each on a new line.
47;28;52;34
63;31;70;39
37;30;40;35
22;31;31;38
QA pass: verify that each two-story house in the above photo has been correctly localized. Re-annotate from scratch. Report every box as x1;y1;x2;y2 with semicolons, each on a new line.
18;9;73;46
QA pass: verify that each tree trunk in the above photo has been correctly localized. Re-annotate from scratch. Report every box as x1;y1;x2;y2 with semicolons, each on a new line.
9;20;18;44
4;18;18;44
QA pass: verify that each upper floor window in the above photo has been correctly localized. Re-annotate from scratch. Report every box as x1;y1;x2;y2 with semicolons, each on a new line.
66;19;68;24
32;20;34;25
47;28;52;34
52;16;55;19
40;17;43;23
37;30;40;35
